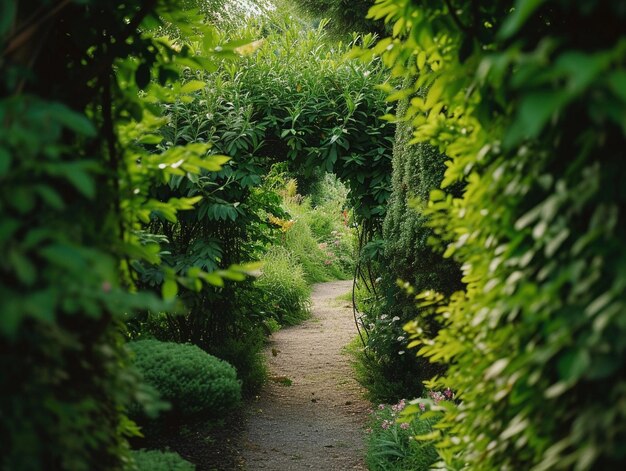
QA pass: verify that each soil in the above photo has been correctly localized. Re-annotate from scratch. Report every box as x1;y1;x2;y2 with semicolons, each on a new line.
241;280;370;470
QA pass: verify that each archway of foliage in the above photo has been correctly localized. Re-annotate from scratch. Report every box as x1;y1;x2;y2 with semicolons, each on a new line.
353;0;626;469
127;13;396;392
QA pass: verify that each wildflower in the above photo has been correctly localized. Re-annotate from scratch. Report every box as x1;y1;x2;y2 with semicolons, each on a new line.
391;399;406;413
444;387;453;399
398;350;405;355
378;404;386;410
380;314;387;320
381;420;391;430
418;403;426;412
324;259;332;265
400;422;410;430
392;316;400;322
429;390;446;404
397;335;405;341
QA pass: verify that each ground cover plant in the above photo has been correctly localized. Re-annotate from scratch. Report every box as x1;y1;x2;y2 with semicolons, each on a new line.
366;393;452;471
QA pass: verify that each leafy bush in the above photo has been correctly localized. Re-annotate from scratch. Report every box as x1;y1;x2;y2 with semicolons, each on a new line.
365;398;440;471
255;247;311;325
129;450;194;471
358;98;463;401
364;0;626;469
209;328;267;397
128;340;241;419
0;2;233;470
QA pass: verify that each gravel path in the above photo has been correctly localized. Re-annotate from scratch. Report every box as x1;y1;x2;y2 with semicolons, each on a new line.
242;280;369;470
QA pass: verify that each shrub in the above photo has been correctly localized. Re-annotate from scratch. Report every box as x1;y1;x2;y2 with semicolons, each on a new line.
359;98;463;401
255;246;311;326
128;340;241;420
208;328;267;397
367;1;626;469
129;449;194;471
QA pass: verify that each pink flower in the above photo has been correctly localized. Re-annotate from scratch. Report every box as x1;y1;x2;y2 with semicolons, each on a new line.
400;422;410;430
381;420;391;430
378;404;386;410
444;388;453;399
418;403;426;412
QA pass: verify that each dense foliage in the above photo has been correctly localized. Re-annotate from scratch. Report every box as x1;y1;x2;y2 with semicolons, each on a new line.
129;450;195;471
126;16;391;396
359;97;463;401
358;0;626;469
290;0;383;36
254;247;311;326
129;340;241;419
0;1;248;468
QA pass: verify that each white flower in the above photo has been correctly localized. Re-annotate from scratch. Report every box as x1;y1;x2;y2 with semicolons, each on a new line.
380;314;387;320
392;316;400;322
397;336;405;342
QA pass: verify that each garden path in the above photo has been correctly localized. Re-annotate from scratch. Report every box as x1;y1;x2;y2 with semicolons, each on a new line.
242;280;369;470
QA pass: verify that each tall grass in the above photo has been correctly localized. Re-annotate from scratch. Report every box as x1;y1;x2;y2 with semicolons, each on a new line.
255;247;311;326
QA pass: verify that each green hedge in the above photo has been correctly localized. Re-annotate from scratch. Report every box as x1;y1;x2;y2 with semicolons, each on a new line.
367;0;626;469
128;340;241;419
359;98;462;401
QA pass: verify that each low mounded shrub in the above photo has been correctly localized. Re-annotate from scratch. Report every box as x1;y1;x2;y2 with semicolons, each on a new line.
129;449;194;471
128;340;241;419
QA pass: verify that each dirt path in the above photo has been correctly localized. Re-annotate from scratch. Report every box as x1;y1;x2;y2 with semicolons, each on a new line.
242;280;369;470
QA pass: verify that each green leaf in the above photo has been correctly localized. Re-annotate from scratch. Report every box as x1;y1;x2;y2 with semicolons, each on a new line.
162;279;178;300
64;164;97;198
504;91;567;147
499;0;546;39
180;80;206;93
47;103;97;137
200;271;224;287
557;348;591;381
